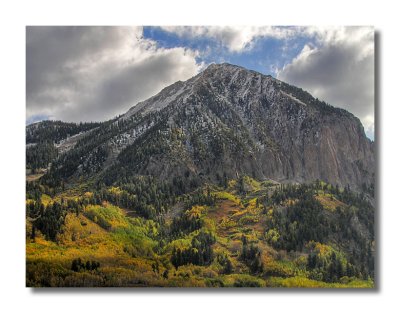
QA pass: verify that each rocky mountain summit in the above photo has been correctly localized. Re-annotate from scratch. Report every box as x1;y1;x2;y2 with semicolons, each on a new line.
29;63;374;190
26;63;375;288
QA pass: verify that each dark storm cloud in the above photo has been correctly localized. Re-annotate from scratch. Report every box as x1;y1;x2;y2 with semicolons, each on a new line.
57;50;200;122
26;26;200;122
27;27;130;109
278;27;374;138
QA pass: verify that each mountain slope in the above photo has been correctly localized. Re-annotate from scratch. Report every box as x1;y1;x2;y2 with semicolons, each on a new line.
26;63;375;288
37;63;374;190
26;177;374;287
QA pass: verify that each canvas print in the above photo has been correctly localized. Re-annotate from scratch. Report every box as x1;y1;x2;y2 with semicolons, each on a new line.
26;26;375;287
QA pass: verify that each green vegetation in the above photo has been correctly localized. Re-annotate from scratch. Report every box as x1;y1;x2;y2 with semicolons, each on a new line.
26;120;101;173
26;175;374;287
26;120;101;144
26;142;58;172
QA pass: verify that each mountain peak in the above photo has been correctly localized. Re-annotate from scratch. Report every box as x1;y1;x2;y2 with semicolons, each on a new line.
201;62;274;83
205;62;241;70
203;62;249;74
42;62;374;190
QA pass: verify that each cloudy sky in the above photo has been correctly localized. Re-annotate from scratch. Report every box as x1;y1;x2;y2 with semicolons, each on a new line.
26;26;374;139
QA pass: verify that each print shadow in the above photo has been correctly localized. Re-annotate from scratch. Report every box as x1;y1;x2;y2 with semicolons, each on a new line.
31;30;381;295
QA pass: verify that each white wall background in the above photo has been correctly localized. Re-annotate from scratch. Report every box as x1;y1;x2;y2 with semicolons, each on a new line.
0;1;397;312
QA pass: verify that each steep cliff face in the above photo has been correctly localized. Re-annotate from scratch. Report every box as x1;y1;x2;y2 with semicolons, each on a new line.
107;63;373;189
41;63;374;189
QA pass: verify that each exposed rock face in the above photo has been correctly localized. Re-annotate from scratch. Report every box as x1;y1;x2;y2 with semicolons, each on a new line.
46;63;375;189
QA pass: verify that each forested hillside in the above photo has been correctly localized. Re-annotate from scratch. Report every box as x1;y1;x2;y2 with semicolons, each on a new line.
25;63;374;288
26;121;101;173
26;177;374;287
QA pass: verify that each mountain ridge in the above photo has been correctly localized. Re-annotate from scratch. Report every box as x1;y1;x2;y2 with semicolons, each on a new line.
27;63;374;190
26;62;375;287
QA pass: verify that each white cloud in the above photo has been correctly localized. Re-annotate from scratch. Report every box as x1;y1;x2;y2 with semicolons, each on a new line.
160;26;295;52
27;26;201;123
277;26;374;139
27;26;375;140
